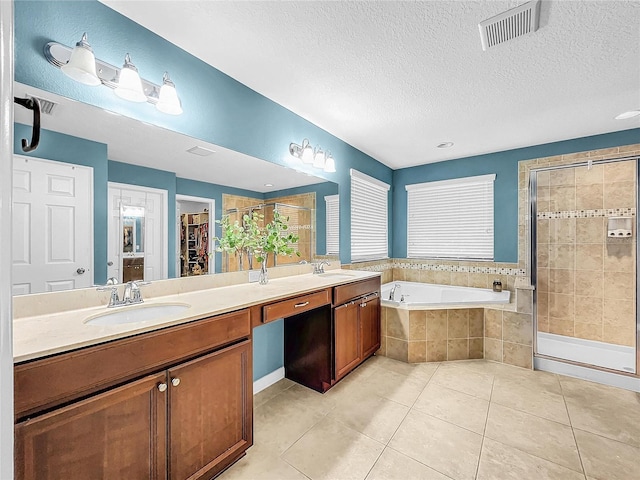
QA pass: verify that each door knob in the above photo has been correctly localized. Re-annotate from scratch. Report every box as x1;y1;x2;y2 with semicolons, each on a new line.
76;267;86;275
107;261;114;266
158;383;168;392
171;378;181;387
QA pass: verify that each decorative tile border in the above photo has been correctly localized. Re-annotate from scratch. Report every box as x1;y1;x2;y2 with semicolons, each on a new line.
350;259;525;276
537;208;636;219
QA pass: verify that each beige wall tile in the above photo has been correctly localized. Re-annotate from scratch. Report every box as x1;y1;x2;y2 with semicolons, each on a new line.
603;299;635;327
549;168;575;186
604;181;635;209
386;337;409;362
603;271;635;299
405;268;421;282
387;308;410;340
408;341;427;363
433;271;452;285
537;268;549;292
603;325;635;347
604;243;635;272
537;219;549;243
485;309;503;339
575;164;604;185
575;244;603;271
537;292;548;318
421;270;437;283
484;337;502;362
426;311;448;341
448;310;469;339
575;184;603;210
548;269;574;294
537;186;550;211
549;244;575;269
450;272;469;287
537;170;550;186
575;270;603;297
381;307;388;336
550;218;576;244
549;185;576;211
469;338;484;359
502;342;532;369
548;293;574;320
516;289;533;314
409;311;426;341
574;322;602;342
574;295;603;324
503;312;533;346
468;273;489;289
469;309;484;337
548;318;574;336
427;340;447;362
447;339;469;360
604;160;636;183
537;316;549;333
576;217;605;244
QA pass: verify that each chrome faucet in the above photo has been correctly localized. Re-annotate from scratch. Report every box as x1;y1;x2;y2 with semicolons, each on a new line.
312;260;331;274
389;283;401;301
97;280;150;308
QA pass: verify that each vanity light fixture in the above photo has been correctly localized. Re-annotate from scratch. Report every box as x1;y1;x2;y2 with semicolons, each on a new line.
44;35;184;115
289;138;337;173
114;54;146;103
60;33;101;86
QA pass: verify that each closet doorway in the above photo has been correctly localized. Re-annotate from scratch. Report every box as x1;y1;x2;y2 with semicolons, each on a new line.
176;195;214;277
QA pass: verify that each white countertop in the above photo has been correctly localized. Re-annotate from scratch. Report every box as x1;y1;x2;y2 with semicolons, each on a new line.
14;270;380;363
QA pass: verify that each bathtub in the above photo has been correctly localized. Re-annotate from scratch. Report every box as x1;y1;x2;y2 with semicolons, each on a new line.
381;281;510;308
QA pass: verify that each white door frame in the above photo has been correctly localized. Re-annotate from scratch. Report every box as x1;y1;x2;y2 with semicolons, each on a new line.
0;1;14;476
176;194;215;276
108;182;169;281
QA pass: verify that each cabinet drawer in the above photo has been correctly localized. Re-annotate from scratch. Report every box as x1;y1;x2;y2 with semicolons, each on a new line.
15;309;250;420
333;276;381;306
262;289;330;323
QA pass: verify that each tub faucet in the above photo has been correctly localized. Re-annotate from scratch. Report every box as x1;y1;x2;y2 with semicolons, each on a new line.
389;283;401;301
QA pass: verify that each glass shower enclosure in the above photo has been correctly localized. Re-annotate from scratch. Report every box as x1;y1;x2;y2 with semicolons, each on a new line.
531;158;638;374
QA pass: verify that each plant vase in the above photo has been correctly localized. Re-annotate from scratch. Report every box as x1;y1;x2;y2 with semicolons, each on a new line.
258;254;268;285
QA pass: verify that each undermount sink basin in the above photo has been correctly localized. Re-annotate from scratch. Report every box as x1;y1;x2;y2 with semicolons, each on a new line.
85;303;191;326
318;272;356;278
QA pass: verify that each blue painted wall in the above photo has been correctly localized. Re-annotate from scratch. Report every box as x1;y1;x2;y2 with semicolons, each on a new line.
252;320;284;381
14;0;394;264
14;123;109;282
393;129;640;262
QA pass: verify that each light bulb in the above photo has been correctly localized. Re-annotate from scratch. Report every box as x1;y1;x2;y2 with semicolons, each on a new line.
60;33;101;86
114;54;146;103
301;142;314;164
156;72;183;115
313;148;326;168
324;154;336;173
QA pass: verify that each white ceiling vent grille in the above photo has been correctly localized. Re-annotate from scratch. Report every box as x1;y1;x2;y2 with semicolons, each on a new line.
187;146;215;156
28;95;58;115
479;0;541;51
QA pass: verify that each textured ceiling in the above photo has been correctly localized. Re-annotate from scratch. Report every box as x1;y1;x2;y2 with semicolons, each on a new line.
101;0;640;169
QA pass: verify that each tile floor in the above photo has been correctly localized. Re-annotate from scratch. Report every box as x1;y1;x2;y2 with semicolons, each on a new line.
219;356;640;480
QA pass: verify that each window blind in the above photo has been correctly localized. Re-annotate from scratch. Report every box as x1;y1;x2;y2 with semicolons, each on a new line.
406;174;495;260
350;169;390;262
325;194;339;255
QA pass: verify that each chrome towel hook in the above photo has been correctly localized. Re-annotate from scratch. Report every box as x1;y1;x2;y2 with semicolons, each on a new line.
13;96;41;152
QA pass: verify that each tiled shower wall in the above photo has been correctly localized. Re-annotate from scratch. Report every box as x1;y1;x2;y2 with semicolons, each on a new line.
536;160;637;346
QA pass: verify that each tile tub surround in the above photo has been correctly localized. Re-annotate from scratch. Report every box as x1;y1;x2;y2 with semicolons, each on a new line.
221;357;640;480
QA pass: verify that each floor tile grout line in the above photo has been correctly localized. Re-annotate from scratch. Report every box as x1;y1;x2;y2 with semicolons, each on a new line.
572;426;640;450
474;374;495;479
558;372;588;476
382;444;457;480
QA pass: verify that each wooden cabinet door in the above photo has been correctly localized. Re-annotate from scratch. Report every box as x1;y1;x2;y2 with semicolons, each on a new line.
334;301;361;380
168;340;252;480
15;372;167;480
360;296;381;359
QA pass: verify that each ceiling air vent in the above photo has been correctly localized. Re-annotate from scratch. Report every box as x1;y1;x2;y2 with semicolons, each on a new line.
479;0;541;51
28;95;58;115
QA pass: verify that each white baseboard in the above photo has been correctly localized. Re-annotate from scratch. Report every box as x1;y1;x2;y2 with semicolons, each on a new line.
253;367;285;394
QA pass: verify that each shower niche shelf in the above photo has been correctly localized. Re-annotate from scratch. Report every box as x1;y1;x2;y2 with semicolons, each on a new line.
607;216;633;238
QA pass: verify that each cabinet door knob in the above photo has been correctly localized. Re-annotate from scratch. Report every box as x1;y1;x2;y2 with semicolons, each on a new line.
158;383;168;392
171;378;181;387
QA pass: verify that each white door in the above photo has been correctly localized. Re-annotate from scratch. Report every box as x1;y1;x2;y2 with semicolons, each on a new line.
108;183;167;282
12;156;93;295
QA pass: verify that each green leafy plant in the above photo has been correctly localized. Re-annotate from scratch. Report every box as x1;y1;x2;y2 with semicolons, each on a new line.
253;210;301;263
214;211;263;268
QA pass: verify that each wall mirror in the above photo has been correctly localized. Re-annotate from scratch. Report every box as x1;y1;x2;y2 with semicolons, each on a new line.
12;81;339;295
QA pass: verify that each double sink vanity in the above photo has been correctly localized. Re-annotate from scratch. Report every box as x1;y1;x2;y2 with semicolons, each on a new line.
13;269;381;479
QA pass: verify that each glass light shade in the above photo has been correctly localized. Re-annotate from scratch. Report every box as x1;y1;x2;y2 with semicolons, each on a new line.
313;148;326;168
60;34;100;86
301;143;314;164
156;73;183;115
324;154;336;173
114;54;147;103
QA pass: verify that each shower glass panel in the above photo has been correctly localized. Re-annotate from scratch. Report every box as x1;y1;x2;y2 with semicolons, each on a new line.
533;159;637;374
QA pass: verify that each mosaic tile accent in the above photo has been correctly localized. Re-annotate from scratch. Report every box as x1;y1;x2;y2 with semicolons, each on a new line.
537;208;636;219
351;260;525;276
